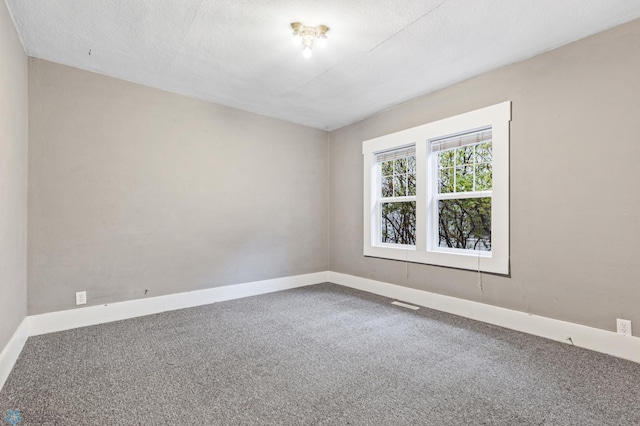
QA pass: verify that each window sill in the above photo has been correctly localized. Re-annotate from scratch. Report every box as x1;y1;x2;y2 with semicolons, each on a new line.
364;244;508;274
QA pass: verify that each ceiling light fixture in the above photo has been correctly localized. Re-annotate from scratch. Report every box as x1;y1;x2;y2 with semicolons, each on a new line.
291;22;329;59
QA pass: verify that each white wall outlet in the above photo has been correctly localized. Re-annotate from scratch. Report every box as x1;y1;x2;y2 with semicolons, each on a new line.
75;291;87;305
616;319;632;336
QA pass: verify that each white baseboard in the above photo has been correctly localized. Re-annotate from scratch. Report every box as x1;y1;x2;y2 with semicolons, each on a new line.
2;269;637;393
328;271;640;364
0;318;29;392
29;271;329;336
1;272;327;390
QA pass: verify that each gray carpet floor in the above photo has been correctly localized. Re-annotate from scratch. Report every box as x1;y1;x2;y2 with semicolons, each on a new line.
1;283;639;425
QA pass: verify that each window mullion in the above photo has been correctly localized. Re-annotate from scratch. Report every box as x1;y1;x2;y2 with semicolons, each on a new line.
415;141;428;252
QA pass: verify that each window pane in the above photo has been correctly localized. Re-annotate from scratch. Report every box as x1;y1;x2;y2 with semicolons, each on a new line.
438;198;491;251
381;160;393;177
439;168;454;193
381;176;393;197
475;142;492;164
406;156;416;174
407;173;416;196
394;158;407;174
380;154;416;199
455;166;474;192
381;201;416;245
475;163;492;191
438;150;454;168
393;175;407;196
455;145;474;166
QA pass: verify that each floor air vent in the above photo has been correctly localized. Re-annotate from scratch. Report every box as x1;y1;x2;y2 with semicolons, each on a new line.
391;301;420;310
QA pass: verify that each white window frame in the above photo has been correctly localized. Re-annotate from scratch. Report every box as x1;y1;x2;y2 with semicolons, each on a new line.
363;101;511;274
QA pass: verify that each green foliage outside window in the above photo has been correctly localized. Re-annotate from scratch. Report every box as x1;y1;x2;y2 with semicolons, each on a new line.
437;142;492;251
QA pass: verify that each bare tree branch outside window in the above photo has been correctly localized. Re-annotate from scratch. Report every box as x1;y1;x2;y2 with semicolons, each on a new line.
380;155;416;245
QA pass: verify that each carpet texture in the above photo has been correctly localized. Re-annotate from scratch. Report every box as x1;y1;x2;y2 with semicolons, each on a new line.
1;283;639;425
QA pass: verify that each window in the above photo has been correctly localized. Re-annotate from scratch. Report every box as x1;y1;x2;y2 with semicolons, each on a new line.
431;129;492;252
363;102;511;274
377;147;416;245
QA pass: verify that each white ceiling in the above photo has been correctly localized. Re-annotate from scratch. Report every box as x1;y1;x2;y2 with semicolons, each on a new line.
6;0;640;130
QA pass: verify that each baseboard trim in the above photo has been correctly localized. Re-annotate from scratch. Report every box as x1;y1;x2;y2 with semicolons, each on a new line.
29;271;328;336
0;318;29;392
328;271;640;364
3;269;637;392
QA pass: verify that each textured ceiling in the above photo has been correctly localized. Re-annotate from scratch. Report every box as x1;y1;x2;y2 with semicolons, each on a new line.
6;0;640;130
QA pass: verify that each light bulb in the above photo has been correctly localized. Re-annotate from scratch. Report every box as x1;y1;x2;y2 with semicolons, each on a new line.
303;46;312;58
316;36;327;48
292;33;302;46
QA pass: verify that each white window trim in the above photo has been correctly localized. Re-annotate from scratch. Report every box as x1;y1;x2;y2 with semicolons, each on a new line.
363;101;511;274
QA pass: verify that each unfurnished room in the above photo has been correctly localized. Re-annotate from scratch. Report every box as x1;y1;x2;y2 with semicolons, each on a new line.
1;0;640;425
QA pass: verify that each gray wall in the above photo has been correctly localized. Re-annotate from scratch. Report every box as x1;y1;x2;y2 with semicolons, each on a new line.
20;16;640;334
28;59;328;315
0;0;28;350
328;19;640;333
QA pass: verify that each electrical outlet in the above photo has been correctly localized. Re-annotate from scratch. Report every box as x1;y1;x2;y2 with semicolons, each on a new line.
616;319;632;336
75;291;87;305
